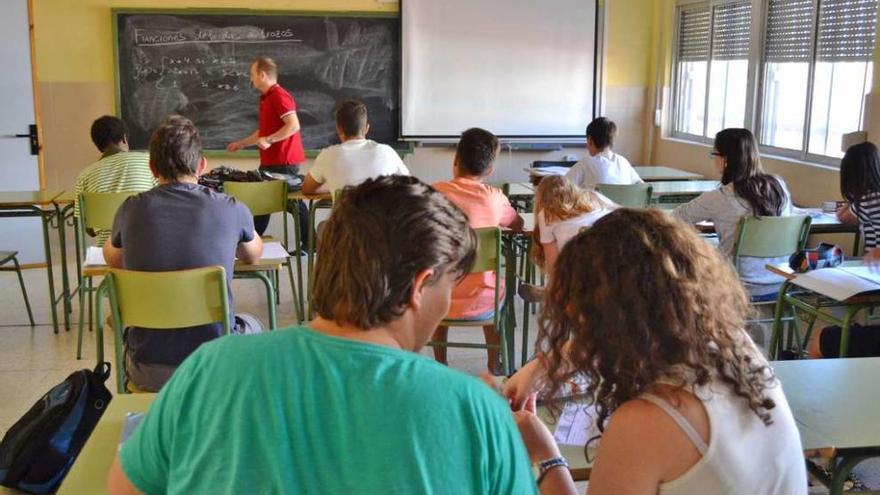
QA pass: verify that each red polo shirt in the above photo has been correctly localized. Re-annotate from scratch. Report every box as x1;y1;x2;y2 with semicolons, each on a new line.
258;84;305;166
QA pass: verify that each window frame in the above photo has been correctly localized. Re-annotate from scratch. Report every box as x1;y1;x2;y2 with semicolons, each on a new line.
669;0;876;166
671;0;755;145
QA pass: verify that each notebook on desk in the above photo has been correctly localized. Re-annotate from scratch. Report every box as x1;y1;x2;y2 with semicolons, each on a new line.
793;265;880;301
84;241;290;267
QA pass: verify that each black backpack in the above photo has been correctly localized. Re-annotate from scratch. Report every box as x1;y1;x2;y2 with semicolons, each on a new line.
0;363;113;494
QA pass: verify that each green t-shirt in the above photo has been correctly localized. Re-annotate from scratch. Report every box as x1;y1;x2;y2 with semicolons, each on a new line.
120;326;538;495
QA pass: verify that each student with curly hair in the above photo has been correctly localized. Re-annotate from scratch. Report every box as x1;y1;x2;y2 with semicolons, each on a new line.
506;209;806;495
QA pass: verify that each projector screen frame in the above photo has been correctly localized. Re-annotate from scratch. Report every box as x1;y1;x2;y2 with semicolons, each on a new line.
398;0;605;143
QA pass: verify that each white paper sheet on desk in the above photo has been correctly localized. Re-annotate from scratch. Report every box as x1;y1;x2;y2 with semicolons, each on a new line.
553;403;601;447
84;241;289;267
794;267;880;301
839;266;880;287
523;166;570;177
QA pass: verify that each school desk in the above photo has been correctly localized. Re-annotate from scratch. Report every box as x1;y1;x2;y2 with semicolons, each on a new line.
775;357;880;495
56;393;156;495
765;261;880;359
503;182;535;212
0;190;67;332
635;166;704;182
695;210;861;254
503;214;535;366
55;389;593;493
649;180;719;205
287;190;332;320
541;358;880;493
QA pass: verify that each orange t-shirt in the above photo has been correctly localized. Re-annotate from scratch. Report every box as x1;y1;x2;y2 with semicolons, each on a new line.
433;177;518;319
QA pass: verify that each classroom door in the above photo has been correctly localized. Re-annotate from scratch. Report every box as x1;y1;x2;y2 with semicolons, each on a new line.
0;0;45;264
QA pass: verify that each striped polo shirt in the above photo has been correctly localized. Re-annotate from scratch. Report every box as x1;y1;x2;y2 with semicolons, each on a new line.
74;150;157;246
854;191;880;251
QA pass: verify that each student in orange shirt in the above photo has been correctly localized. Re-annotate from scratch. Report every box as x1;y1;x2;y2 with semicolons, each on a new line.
433;128;523;373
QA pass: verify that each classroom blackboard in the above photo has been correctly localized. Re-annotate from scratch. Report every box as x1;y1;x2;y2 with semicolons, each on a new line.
114;11;401;153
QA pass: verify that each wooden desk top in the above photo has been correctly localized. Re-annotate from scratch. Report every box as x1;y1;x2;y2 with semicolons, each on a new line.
635;166;704;181
540;357;880;480
56;393;156;495
696;210;857;235
650;180;719;196
288;191;332;202
506;182;534;197
0;190;63;207
773;357;880;451
53;191;75;205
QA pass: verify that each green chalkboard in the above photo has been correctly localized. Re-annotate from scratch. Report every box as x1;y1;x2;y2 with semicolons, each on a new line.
114;10;402;153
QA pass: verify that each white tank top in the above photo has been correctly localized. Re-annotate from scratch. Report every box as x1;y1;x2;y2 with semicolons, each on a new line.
642;378;807;495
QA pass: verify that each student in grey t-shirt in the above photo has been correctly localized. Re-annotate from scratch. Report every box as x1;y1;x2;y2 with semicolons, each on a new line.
104;117;264;392
673;129;791;298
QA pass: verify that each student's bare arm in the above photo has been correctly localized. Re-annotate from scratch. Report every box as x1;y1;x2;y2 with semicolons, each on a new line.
836;204;858;225
257;114;301;150
227;130;259;152
543;242;560;276
508;213;525;232
301;173;328;195
107;456;144;495
236;231;263;264
103;242;124;269
270;113;301;142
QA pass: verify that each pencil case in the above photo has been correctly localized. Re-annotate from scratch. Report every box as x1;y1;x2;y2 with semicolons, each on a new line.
788;243;844;273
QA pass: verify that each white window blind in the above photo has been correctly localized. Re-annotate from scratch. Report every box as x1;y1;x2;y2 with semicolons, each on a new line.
764;0;814;62
713;1;752;60
817;0;878;61
679;6;711;62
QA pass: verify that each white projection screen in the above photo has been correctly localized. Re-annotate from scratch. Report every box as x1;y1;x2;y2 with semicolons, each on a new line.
401;0;599;140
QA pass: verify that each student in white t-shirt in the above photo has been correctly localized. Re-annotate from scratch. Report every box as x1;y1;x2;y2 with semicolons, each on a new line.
302;100;409;195
564;117;642;190
532;176;615;275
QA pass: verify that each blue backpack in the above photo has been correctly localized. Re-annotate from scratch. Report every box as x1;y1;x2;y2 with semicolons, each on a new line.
0;363;112;494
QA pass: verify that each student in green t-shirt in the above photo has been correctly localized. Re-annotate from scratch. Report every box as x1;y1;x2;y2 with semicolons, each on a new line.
107;175;538;495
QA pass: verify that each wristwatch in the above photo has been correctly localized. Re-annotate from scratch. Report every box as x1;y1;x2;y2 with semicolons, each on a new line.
535;455;568;485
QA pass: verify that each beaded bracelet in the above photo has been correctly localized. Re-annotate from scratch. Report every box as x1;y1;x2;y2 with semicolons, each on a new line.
536;456;569;485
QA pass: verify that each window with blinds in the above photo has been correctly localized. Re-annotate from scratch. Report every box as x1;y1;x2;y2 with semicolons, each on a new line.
678;6;711;62
817;0;878;62
673;1;751;138
764;0;814;63
713;2;752;60
759;0;878;158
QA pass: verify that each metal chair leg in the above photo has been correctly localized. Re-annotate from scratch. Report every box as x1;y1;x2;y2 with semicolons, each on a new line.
12;256;35;326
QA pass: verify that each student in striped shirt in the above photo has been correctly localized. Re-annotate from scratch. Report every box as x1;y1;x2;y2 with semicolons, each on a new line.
74;116;157;245
837;141;880;260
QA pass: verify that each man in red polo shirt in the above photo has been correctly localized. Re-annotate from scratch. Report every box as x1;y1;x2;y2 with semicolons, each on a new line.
227;56;308;244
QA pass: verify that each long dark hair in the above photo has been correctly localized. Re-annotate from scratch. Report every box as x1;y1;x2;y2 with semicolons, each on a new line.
715;129;786;216
840;141;880;205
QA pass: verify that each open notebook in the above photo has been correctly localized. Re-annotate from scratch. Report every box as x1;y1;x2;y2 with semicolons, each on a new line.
792;265;880;301
85;241;290;267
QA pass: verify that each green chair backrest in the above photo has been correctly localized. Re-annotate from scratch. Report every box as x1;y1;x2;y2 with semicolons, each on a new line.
595;183;653;208
733;215;812;260
106;266;231;334
470;227;502;273
79;192;137;231
223;180;288;216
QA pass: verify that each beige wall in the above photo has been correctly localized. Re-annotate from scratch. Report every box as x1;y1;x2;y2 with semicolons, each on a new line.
32;0;656;191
